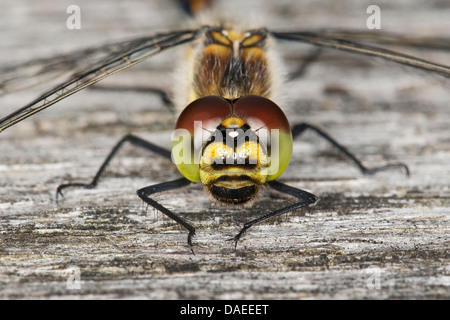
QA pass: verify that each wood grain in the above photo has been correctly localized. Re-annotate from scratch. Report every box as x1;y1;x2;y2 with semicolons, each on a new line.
0;0;449;299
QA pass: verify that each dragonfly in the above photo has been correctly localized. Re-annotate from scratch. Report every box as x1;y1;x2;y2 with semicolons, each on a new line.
1;2;450;254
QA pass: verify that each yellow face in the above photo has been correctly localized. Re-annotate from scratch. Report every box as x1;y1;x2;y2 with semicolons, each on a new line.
199;117;270;203
172;95;293;204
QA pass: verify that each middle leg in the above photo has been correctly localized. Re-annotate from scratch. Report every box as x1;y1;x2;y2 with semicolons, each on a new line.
291;122;410;176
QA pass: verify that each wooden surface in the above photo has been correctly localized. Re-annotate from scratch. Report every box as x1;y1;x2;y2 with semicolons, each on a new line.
0;0;449;299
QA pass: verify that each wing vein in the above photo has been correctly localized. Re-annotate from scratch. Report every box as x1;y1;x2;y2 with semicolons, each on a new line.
0;29;199;132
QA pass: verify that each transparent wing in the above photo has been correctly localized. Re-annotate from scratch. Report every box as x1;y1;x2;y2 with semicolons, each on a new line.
0;29;199;133
0;37;166;95
303;29;450;51
0;39;146;95
271;30;450;78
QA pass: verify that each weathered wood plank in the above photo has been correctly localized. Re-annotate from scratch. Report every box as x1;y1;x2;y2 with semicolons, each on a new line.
0;0;449;299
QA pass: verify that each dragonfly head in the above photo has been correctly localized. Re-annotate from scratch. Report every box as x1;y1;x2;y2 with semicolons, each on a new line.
172;95;292;204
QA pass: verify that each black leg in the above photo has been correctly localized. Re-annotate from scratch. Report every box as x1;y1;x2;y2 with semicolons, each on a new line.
292;123;410;176
229;180;318;248
137;178;195;253
88;86;174;111
288;47;323;80
56;133;172;198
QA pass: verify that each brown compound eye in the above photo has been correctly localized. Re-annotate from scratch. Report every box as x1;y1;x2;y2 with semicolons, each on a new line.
232;95;293;181
173;96;233;182
175;96;232;134
232;95;291;134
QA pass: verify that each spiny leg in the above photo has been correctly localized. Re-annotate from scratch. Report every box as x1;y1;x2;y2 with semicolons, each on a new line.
229;180;318;248
291;123;410;176
137;178;195;253
56;133;171;198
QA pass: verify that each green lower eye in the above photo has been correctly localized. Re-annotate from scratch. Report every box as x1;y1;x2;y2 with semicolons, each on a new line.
267;131;293;181
171;130;201;182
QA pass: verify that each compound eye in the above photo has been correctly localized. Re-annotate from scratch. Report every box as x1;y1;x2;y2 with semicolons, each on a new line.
232;95;291;133
173;96;233;182
175;96;232;133
233;95;293;181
